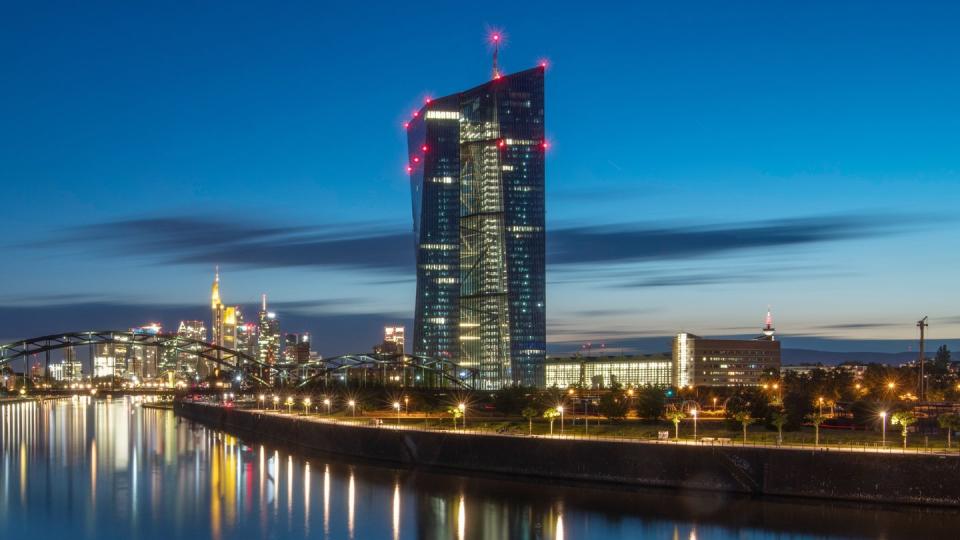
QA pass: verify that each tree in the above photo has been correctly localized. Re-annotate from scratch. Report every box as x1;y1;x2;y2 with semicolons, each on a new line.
447;406;463;429
598;385;630;421
635;386;666;421
522;406;539;436
543;407;560;435
937;413;960;448
891;411;917;449
806;412;826;446
733;411;755;443
934;345;952;373
770;409;788;445
493;385;530;415
666;410;686;439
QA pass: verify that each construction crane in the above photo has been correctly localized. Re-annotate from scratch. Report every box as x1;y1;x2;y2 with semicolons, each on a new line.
918;316;928;402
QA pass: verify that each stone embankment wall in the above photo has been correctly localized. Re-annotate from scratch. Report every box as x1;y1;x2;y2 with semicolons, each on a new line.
175;401;960;506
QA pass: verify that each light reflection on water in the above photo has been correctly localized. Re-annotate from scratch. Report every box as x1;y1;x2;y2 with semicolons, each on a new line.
1;398;959;539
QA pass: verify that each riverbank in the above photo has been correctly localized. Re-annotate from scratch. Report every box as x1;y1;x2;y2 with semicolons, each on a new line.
175;401;960;506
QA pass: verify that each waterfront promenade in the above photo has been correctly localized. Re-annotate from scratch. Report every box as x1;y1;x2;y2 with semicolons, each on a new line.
176;400;960;506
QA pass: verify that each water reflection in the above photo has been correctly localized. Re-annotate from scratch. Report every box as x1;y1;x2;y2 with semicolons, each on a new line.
1;398;959;539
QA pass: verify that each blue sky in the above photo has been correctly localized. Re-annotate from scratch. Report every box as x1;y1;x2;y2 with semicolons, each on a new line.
2;1;958;356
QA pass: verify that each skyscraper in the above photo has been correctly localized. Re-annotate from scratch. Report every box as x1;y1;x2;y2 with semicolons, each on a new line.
257;294;280;367
407;63;546;389
211;267;224;347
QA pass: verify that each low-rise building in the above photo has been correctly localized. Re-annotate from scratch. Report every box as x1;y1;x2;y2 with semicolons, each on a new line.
545;354;673;389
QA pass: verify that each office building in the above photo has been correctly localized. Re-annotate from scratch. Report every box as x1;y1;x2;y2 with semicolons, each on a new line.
236;322;258;361
283;332;311;364
407;62;546;389
673;310;781;387
257;294;280;366
545;354;673;389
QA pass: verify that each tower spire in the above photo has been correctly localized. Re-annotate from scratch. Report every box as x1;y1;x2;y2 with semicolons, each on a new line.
763;306;776;339
491;32;501;79
261;293;267;312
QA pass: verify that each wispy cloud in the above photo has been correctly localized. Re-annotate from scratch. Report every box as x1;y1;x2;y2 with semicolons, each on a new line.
49;217;415;272
547;214;926;266
34;213;929;280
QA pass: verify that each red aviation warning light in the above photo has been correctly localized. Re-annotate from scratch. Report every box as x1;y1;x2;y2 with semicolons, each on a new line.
489;30;503;79
497;139;506;148
403;122;410;129
413;156;420;163
421;145;429;152
406;165;413;173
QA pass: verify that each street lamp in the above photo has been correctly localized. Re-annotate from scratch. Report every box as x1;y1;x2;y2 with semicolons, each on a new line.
691;409;698;441
323;398;331;415
712;397;718;410
458;403;466;429
404;396;409;415
394;401;401;425
818;397;824;416
348;399;356;417
285;397;294;414
272;395;279;411
557;405;564;434
258;394;265;409
880;411;887;447
304;398;311;415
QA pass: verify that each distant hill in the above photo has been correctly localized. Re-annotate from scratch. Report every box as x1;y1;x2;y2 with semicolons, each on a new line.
782;349;920;366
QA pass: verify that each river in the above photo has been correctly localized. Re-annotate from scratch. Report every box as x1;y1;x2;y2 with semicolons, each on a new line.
1;398;958;539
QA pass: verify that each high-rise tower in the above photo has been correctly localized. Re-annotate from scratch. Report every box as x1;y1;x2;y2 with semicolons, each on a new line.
257;294;280;367
407;61;546;389
211;266;224;347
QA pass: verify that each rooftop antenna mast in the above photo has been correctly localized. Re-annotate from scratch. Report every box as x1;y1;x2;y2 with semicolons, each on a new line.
492;32;501;79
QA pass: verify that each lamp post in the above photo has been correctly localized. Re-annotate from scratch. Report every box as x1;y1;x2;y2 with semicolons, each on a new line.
394;402;401;426
404;396;409;415
692;409;698;441
348;399;356;418
258;394;265;410
557;405;564;434
272;395;279;411
286;397;293;414
323;398;331;415
880;411;887;447
712;397;718;410
584;400;589;435
304;398;311;415
818;397;824;416
458;403;466;429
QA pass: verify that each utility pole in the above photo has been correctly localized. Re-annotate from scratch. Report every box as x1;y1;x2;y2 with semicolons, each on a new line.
918;316;928;402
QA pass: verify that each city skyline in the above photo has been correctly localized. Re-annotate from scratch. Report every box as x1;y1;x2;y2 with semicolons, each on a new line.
3;2;959;357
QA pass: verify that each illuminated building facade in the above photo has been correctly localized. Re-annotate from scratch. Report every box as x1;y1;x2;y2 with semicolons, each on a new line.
283;333;311;364
257;294;280;366
211;267;224;347
236;323;258;361
407;65;546;389
49;361;83;382
673;311;781;387
381;326;405;355
545;355;673;389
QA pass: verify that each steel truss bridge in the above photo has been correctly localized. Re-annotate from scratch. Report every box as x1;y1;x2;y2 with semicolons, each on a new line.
0;331;478;389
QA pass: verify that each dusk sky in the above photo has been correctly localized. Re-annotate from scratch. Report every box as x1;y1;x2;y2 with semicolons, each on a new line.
3;1;958;356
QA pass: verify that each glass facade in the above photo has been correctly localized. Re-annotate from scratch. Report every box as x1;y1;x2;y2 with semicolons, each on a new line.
409;67;546;389
545;356;673;389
